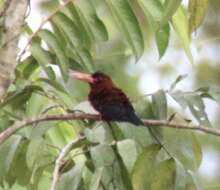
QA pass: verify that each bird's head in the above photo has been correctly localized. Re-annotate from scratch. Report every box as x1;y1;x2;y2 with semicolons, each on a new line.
70;71;113;88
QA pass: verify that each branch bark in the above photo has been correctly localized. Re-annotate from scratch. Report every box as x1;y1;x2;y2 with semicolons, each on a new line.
0;0;27;99
51;135;86;190
1;112;220;145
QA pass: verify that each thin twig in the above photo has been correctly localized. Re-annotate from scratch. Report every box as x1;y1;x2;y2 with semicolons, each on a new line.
18;0;73;61
51;135;86;190
1;113;220;146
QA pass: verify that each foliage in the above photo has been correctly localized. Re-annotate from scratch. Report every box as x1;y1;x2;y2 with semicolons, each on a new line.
0;0;217;189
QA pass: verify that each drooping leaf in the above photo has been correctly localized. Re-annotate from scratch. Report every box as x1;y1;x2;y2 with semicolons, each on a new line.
137;0;163;30
155;24;170;58
52;12;94;72
117;139;138;173
132;144;161;190
185;94;211;127
160;0;182;27
58;162;84;190
150;158;176;190
169;74;187;91
22;57;39;79
107;0;144;60
152;90;167;119
63;2;92;48
172;6;193;64
30;41;54;80
169;90;188;109
0;136;22;181
188;0;209;33
38;29;69;81
36;78;67;94
90;144;115;168
191;133;202;169
52;12;82;47
89;167;104;190
77;0;108;42
0;85;44;109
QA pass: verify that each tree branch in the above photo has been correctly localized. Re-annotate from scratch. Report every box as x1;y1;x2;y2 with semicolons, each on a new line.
0;0;27;99
1;113;220;145
51;135;86;190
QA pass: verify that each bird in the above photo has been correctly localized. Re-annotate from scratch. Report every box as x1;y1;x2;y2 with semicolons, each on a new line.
70;71;171;156
70;71;143;125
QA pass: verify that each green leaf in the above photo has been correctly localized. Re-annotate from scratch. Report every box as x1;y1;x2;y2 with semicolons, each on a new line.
188;0;209;33
30;41;54;80
169;90;188;109
169;74;187;91
185;94;211;127
22;57;39;79
36;78;67;93
26;93;48;117
7;141;31;186
52;12;94;72
45;66;56;80
52;12;82;47
160;0;182;27
137;0;163;30
172;6;193;64
38;29;69;81
90;144;115;167
64;2;92;48
26;138;44;169
107;0;144;60
132;144;161;190
58;162;84;190
0;136;22;181
77;0;108;42
117;139;138;173
152;90;167;119
155;24;170;58
191;133;202;169
89;167;104;190
151;158;176;190
0;85;44;109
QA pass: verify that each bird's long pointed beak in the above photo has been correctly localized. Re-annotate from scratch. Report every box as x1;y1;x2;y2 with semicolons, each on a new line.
69;71;94;83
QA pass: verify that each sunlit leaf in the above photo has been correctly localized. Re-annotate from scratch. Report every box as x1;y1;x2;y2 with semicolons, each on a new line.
58;162;84;190
169;90;188;109
90;144;115;167
132;144;161;190
117;139;138;173
30;41;54;80
0;136;22;181
152;90;167;119
160;0;182;27
151;158;176;190
191;133;202;169
89;167;104;190
172;6;193;64
77;0;108;42
188;0;209;33
52;12;82;47
137;0;163;30
169;74;187;91
38;29;69;81
64;2;92;48
185;94;211;127
36;78;67;94
107;0;144;60
155;24;170;58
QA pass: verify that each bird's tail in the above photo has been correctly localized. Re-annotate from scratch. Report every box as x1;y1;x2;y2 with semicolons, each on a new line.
131;115;172;157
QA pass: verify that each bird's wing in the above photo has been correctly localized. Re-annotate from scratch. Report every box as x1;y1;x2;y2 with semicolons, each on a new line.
94;88;141;123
